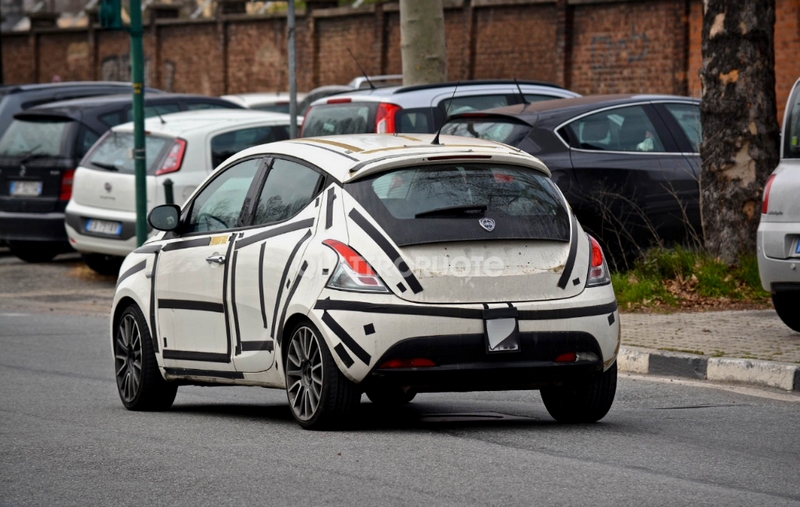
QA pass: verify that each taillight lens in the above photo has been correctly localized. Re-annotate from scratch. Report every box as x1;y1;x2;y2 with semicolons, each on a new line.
322;239;389;293
379;358;436;369
587;235;610;287
375;103;401;133
155;138;187;175
59;169;75;201
761;174;776;214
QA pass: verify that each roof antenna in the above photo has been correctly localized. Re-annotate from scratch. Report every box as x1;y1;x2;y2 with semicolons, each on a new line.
514;78;529;105
431;81;460;146
347;48;375;90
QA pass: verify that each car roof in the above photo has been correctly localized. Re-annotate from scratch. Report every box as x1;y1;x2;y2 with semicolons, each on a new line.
112;109;293;137
221;92;308;108
231;133;551;183
0;81;149;94
449;94;700;126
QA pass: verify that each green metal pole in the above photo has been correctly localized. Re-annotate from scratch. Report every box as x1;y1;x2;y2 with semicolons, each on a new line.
130;0;147;246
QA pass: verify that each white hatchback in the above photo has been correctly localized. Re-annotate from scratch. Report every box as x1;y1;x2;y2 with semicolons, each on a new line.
758;77;800;332
111;133;620;430
65;109;292;274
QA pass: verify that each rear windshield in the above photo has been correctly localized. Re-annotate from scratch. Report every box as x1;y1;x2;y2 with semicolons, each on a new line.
441;118;532;146
0;118;73;158
346;163;569;247
300;103;377;137
83;131;172;175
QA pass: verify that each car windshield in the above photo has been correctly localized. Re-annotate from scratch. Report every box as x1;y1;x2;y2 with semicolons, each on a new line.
0;118;72;157
301;103;376;137
346;163;569;247
440;118;532;146
84;131;171;174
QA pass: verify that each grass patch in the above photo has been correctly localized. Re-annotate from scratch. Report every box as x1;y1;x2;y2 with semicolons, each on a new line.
611;246;770;312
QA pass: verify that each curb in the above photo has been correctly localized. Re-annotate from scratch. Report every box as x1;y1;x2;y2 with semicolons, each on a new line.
618;347;800;392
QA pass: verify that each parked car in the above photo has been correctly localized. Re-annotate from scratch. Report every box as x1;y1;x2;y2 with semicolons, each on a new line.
300;80;580;137
0;81;163;138
111;133;619;430
297;75;404;116
0;93;242;263
221;92;307;114
66;109;292;275
758;76;800;332
440;94;703;267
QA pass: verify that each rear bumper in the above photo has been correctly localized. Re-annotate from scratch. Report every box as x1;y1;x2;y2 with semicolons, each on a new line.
0;210;68;242
757;226;800;291
64;203;139;257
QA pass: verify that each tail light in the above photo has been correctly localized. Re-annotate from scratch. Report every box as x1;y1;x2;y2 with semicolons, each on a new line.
375;103;401;133
379;358;436;369
587;235;610;287
322;239;389;293
155;138;187;175
761;174;776;214
59;169;75;201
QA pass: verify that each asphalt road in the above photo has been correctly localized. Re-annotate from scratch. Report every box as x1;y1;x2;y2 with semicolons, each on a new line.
1;309;799;507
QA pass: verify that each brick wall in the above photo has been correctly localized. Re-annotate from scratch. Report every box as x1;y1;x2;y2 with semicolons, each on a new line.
1;0;797;120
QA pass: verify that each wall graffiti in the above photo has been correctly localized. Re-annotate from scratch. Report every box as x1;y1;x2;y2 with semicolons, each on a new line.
100;54;152;84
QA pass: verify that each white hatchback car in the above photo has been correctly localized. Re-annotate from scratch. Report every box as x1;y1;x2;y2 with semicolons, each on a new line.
111;134;620;430
65;109;292;274
758;76;800;332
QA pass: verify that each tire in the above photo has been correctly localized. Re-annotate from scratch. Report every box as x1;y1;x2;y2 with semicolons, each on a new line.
8;241;63;263
113;303;177;411
540;361;617;423
365;385;417;406
83;253;124;276
772;292;800;332
284;320;360;430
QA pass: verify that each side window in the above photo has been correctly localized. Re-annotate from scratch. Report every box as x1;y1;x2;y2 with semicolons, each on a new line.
210;126;290;168
663;103;702;152
99;112;123;128
439;94;513;115
252;159;322;225
565;105;665;152
124;104;181;122
396;109;431;133
186;158;261;234
784;84;800;159
75;127;101;159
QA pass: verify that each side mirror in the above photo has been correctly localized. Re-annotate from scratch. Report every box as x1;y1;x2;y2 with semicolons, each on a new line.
148;204;181;231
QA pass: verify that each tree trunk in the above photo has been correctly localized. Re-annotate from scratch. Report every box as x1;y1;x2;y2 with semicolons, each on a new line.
399;0;447;86
699;0;780;263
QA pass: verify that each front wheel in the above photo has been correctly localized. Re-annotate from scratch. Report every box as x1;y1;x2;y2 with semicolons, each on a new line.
114;303;177;411
772;292;800;332
540;361;617;423
284;320;360;430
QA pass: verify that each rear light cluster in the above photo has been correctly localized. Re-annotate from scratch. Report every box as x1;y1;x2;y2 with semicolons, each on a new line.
761;174;776;214
587;235;610;287
155;138;187;176
59;169;75;201
322;239;389;293
375;103;401;133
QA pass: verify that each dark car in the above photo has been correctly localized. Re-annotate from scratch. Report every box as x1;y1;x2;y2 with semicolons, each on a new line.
440;94;702;267
0;81;164;139
0;93;243;262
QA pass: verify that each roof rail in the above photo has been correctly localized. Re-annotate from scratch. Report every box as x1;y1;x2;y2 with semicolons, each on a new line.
392;79;566;95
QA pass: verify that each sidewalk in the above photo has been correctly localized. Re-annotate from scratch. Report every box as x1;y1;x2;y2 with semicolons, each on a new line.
619;309;800;392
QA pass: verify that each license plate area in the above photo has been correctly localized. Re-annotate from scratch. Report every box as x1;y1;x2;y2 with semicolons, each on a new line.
10;180;43;197
85;219;122;236
483;307;520;354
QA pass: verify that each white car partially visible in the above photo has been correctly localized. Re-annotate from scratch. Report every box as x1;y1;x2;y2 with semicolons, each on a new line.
221;92;307;114
65;109;292;275
758;76;800;332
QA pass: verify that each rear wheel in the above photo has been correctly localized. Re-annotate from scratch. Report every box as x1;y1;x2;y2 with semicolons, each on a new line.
540;361;617;423
365;385;417;406
114;303;177;411
83;253;124;276
284;320;360;430
772;292;800;332
8;241;64;263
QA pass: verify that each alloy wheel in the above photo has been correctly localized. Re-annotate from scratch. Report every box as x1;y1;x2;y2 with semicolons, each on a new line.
286;326;324;421
114;313;143;403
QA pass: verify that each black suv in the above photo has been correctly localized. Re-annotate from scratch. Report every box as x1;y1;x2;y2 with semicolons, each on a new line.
0;93;242;262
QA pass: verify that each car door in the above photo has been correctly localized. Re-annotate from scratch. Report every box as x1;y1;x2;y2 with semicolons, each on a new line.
230;157;324;374
155;157;264;373
559;103;694;254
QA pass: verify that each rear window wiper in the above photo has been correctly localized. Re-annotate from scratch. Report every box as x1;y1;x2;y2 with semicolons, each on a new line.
415;204;488;218
90;161;120;171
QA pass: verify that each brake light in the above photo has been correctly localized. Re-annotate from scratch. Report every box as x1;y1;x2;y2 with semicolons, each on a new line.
762;174;776;214
379;358;436;369
155;138;187;176
427;155;492;161
554;352;577;363
59;169;75;201
587;235;610;287
375;103;401;133
327;98;352;104
322;239;389;293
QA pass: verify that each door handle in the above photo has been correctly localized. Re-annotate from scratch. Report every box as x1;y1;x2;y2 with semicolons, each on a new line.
205;254;226;265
